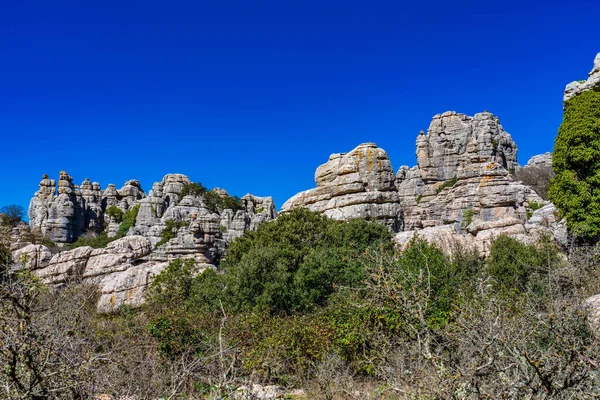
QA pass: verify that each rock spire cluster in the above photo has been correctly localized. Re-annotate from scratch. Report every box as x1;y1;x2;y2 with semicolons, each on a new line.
21;172;276;312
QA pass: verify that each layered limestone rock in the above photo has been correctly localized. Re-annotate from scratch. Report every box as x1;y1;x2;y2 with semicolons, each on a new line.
524;152;552;169
564;53;600;102
415;111;518;183
14;236;168;313
28;172;142;244
282;111;562;255
394;112;558;254
24;172;277;312
281;143;402;231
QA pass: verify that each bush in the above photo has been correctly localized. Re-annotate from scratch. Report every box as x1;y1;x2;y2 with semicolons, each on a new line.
221;208;392;313
435;176;457;194
203;190;244;213
180;182;208;197
70;205;139;249
155;219;187;247
462;208;475;226
105;205;124;222
116;204;139;237
486;235;558;298
549;90;600;241
70;232;114;249
180;182;244;213
0;204;24;227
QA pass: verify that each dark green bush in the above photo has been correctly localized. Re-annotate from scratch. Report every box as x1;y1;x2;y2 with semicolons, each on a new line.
486;235;558;298
549;90;600;241
105;205;123;223
180;182;208;197
155;219;187;247
180;182;243;213
221;208;392;313
203;190;243;213
71;205;140;249
147;258;195;308
435;176;457;194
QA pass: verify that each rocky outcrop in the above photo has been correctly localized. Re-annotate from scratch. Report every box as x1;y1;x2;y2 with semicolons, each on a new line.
393;112;557;255
282;111;563;255
14;236;167;313
564;53;600;102
28;172;146;244
414;111;518;183
524;152;552;169
281;143;402;231
23;172;277;312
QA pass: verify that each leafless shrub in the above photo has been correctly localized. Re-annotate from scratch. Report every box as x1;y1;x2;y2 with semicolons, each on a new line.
512;165;555;200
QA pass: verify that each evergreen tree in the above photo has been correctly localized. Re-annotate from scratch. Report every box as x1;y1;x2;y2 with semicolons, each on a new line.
549;90;600;241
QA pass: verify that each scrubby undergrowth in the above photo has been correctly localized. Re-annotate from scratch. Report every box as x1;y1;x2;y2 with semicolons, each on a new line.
2;209;600;399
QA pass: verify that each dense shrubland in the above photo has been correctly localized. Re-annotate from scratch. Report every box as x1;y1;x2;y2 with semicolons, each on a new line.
1;208;600;398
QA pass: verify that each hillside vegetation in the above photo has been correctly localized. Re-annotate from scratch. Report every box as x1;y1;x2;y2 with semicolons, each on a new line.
2;208;600;399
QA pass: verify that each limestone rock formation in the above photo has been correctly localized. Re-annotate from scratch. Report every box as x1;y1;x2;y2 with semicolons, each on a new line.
23;172;277;312
415;111;518;183
282;111;562;255
393;111;553;254
524;152;552;169
564;53;600;102
14;236;166;312
281;142;402;231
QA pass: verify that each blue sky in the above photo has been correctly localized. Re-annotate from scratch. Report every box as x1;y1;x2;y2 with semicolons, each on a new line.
1;1;599;215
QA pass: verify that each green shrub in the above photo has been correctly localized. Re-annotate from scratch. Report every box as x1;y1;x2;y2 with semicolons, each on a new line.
70;232;113;249
116;205;140;237
462;208;475;226
180;182;244;213
486;235;558;298
156;219;187;247
180;182;207;197
187;269;228;315
221;209;392;314
145;259;224;358
105;206;123;223
147;258;195;308
549;90;600;241
203;190;243;213
529;201;543;211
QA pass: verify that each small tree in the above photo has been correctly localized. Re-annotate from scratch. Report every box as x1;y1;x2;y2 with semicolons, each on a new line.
549;90;600;241
0;204;24;227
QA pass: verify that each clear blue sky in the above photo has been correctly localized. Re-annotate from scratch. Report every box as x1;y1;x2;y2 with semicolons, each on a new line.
1;1;599;215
